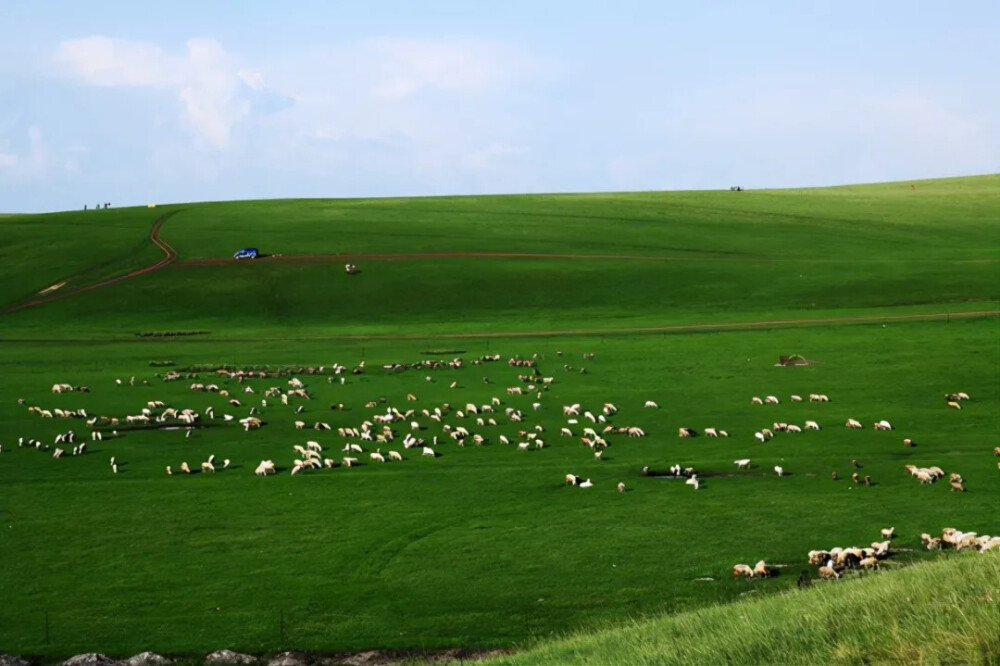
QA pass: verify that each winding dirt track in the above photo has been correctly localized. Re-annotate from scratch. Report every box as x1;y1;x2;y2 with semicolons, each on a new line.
4;213;998;338
3;212;179;314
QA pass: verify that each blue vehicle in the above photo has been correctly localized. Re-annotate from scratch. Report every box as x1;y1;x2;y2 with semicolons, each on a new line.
233;247;259;260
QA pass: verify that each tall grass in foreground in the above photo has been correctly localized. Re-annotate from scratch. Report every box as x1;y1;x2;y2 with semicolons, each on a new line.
491;552;1000;665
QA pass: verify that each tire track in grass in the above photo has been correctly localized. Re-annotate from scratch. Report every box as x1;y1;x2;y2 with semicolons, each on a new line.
3;211;181;314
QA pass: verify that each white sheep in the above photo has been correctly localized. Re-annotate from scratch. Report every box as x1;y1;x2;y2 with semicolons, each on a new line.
201;461;215;473
774;465;784;477
804;420;820;430
578;478;593;488
643;400;659;408
617;482;626;493
880;527;895;539
735;458;751;470
389;450;403;461
765;395;780;404
845;418;863;429
874;420;893;431
422;447;437;457
685;475;700;490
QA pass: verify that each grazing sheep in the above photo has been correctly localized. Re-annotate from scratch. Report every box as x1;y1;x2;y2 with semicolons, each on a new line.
735;458;751;470
180;462;191;474
617;482;626;493
880;527;895;539
765;395;780;404
644;400;659;409
753;560;771;577
223;459;231;469
578;478;594;488
678;427;696;438
732;564;754;578
818;566;840;580
754;431;766;443
388;450;403;461
790;394;803;402
947;401;961;410
874;420;893;431
864;475;872;486
845;418;863;429
111;464;118;474
370;451;385;463
704;427;718;437
774;465;784;477
786;424;802;434
859;557;879;570
201;461;215;473
904;438;915;447
565;474;581;485
685;475;700;490
804;420;820;430
950;480;965;492
751;396;764;405
850;472;859;484
422;447;437;457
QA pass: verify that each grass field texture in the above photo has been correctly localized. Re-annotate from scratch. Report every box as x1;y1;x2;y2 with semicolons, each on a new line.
0;175;998;660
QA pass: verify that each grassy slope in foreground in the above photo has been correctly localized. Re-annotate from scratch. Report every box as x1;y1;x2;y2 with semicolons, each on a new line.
492;552;1000;665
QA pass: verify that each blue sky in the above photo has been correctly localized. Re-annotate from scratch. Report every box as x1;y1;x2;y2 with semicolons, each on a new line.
2;1;999;212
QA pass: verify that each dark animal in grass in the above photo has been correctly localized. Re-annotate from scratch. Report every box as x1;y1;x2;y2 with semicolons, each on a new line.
851;459;862;468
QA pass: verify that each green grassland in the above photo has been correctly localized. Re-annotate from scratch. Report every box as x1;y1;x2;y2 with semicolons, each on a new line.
493;551;1000;665
0;176;998;661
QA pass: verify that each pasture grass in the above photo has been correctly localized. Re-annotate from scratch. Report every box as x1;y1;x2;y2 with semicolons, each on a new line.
0;175;998;660
1;319;997;658
490;551;1000;665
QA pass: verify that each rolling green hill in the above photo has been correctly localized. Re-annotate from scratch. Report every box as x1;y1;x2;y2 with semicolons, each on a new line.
0;176;997;661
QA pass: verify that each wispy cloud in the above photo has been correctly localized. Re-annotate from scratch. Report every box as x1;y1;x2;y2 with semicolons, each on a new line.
54;36;274;149
0;125;47;179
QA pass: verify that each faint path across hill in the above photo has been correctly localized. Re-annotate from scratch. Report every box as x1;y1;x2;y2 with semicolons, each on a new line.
3;210;180;314
201;308;1000;341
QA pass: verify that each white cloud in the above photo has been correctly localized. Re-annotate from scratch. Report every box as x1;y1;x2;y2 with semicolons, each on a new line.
54;36;263;149
54;36;180;87
0;125;46;179
364;37;543;99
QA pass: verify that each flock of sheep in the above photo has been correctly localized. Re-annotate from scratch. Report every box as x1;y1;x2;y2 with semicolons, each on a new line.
7;352;995;586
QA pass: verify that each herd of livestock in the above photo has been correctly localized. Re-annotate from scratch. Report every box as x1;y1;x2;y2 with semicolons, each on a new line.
7;353;997;582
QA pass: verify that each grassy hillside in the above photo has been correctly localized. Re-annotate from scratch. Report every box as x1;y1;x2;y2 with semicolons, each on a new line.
0;176;997;660
1;175;998;337
491;551;1000;665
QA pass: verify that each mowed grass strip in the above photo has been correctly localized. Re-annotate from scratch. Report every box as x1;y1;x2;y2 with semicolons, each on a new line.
0;318;997;656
